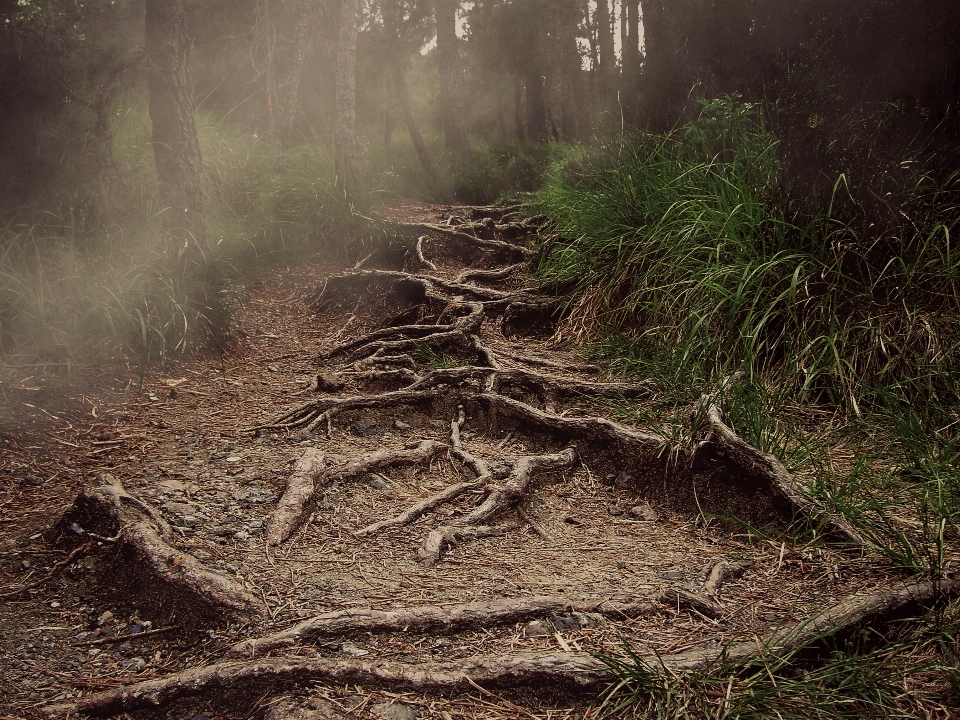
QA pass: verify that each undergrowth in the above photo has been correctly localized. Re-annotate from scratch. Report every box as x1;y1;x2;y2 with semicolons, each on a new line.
535;97;960;717
0;97;374;367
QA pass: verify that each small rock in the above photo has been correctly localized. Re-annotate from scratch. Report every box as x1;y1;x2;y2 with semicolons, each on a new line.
98;611;114;626
180;436;199;445
562;514;582;525
549;614;581;632
20;474;43;486
339;641;369;657
179;515;197;528
662;571;686;581
226;456;242;463
607;507;623;516
234;530;250;541
371;702;418;720
130;623;145;634
629;503;659;522
162;501;197;516
367;473;390;490
616;473;635;489
316;372;345;392
20;559;31;569
351;418;381;437
525;620;551;637
50;601;61;608
267;365;279;372
119;657;146;672
169;388;179;399
97;432;116;442
247;519;263;530
147;393;159;402
393;419;413;431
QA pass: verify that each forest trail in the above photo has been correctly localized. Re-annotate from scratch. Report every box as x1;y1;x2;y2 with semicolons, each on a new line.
1;203;918;719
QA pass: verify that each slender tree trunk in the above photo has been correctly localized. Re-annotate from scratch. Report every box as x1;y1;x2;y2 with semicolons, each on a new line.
513;73;526;141
595;0;616;123
435;0;471;156
145;0;207;254
623;0;640;124
393;63;440;188
279;0;314;145
335;0;360;198
525;64;548;143
559;0;585;141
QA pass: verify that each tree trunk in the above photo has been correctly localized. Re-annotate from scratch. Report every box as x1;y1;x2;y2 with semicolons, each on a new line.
435;0;471;156
145;0;207;254
279;0;314;145
595;0;616;124
623;0;640;125
513;74;526;141
559;0;585;141
335;0;360;199
393;63;440;188
525;64;548;143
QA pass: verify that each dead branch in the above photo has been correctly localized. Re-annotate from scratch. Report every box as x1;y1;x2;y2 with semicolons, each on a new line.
701;560;752;598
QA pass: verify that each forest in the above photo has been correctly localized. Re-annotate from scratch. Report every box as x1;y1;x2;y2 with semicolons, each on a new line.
1;1;960;718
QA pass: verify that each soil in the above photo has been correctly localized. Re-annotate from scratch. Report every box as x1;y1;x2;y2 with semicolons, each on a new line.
0;203;907;719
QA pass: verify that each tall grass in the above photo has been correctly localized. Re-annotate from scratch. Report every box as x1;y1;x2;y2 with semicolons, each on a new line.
536;96;960;414
0;96;368;366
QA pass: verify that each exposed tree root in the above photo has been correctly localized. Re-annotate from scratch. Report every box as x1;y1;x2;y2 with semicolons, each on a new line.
415;236;437;271
230;596;656;656
688;381;863;543
267;440;449;546
57;475;266;625
266;448;324;547
58;579;957;717
418;523;520;567
399;221;534;257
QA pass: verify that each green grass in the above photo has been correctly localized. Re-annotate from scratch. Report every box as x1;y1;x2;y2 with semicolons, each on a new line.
530;97;960;717
0;95;375;367
535;96;960;417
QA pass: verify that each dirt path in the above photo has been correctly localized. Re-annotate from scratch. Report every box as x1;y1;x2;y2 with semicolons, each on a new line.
0;203;911;719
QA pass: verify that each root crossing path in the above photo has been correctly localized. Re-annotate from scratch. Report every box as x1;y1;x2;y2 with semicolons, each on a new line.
36;203;906;718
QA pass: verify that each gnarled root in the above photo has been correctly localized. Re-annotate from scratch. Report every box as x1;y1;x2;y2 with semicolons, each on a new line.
230;596;656;656
418;523;520;567
59;579;958;717
58;475;266;625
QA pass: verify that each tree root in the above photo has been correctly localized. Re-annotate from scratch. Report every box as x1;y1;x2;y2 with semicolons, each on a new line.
688;381;863;544
267;440;449;546
230;596;656;656
418;523;520;567
57;579;958;717
399;221;534;257
266;448;324;547
58;475;266;625
415;236;437;271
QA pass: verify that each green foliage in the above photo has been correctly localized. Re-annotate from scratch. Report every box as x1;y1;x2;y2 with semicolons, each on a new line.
537;97;960;415
593;627;946;719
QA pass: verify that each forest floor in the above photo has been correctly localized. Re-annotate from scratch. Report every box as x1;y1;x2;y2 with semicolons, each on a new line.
0;202;928;720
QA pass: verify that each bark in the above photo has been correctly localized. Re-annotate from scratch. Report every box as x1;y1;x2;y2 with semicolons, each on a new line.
435;0;471;156
335;0;360;198
595;0;616;122
558;0;586;141
622;0;641;124
145;0;208;254
279;0;313;145
232;596;655;656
